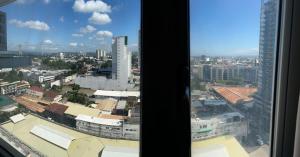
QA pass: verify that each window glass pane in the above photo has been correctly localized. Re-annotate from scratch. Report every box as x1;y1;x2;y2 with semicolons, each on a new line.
190;0;280;157
0;0;140;156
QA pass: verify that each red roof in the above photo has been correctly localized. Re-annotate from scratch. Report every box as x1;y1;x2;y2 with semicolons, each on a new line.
44;91;59;100
45;103;68;115
29;86;44;93
213;86;257;105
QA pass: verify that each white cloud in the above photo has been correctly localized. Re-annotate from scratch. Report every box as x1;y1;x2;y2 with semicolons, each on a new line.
69;42;78;47
43;40;53;44
74;19;79;23
96;30;113;38
9;19;50;31
44;0;50;4
88;36;93;40
79;25;96;33
88;12;111;25
59;16;64;22
80;43;84;47
73;0;111;13
72;33;84;37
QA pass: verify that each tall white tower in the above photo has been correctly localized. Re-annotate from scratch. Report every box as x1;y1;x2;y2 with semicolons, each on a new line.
112;36;131;88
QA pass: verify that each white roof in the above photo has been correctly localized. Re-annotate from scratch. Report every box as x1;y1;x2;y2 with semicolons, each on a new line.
10;114;25;123
116;101;126;110
75;114;123;126
101;146;139;157
94;90;140;98
30;125;75;150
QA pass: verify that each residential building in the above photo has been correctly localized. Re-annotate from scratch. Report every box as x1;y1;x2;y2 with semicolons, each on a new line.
96;49;106;59
0;81;29;95
112;36;131;89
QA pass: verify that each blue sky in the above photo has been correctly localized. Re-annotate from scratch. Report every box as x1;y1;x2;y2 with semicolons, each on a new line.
1;0;140;53
190;0;261;56
1;0;260;56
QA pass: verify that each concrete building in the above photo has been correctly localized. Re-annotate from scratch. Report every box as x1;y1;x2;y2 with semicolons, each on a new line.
0;81;29;95
123;123;140;140
96;49;106;59
252;0;279;144
59;52;64;60
112;36;131;89
75;114;124;138
192;112;248;142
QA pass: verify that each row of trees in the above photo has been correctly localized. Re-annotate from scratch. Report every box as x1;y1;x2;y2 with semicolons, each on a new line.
0;70;23;82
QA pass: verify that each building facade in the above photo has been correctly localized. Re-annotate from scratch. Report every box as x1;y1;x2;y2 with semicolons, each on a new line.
112;36;131;89
252;0;279;144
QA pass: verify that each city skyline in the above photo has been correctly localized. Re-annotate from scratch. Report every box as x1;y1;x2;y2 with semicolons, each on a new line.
1;0;262;56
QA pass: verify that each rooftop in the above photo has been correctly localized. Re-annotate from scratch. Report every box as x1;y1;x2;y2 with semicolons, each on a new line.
1;114;139;157
45;103;68;116
75;114;123;126
64;102;100;117
212;86;257;105
14;96;45;113
43;91;60;100
29;86;44;93
94;90;140;98
95;98;118;112
192;136;249;157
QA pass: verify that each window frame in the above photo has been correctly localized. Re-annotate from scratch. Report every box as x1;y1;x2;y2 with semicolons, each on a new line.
141;0;300;157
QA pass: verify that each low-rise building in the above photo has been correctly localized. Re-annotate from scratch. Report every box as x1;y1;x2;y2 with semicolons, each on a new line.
191;112;248;141
0;81;30;95
75;114;124;138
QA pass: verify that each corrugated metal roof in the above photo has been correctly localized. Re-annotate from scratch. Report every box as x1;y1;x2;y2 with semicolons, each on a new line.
9;114;25;123
75;114;123;126
101;146;139;157
93;90;140;98
30;125;75;150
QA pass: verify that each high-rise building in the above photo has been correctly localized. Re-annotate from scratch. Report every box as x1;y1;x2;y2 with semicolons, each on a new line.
138;30;141;69
112;36;131;88
0;11;7;51
252;0;279;144
96;49;106;59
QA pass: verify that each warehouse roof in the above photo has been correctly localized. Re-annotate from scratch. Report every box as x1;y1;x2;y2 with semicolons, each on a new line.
213;86;257;105
1;114;139;157
30;125;75;150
